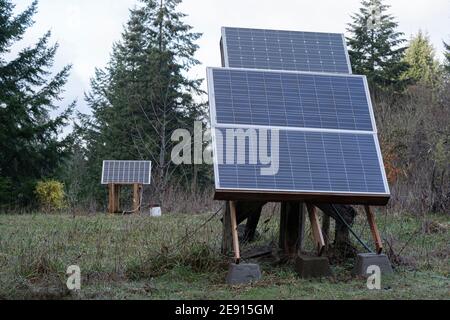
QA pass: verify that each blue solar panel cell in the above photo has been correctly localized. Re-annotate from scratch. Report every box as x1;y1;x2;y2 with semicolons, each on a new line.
222;27;352;74
209;68;374;132
214;128;387;194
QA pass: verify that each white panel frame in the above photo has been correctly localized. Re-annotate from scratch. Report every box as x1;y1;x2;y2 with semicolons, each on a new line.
101;160;152;185
221;27;230;68
341;33;353;74
207;68;221;190
207;67;390;196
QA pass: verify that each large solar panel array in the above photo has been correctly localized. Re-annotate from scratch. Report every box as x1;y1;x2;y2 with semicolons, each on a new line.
221;27;352;74
101;161;152;185
209;27;390;204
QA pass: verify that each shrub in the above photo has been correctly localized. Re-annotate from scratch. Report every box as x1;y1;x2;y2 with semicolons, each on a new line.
35;180;66;212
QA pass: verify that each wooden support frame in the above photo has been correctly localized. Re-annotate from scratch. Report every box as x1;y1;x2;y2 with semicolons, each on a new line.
365;206;383;254
107;183;143;215
132;184;143;213
279;202;305;258
306;204;326;256
108;183;120;214
229;201;241;264
221;202;232;255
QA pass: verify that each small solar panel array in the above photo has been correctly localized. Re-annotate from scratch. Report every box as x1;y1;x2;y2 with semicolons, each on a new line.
101;161;152;185
208;27;390;204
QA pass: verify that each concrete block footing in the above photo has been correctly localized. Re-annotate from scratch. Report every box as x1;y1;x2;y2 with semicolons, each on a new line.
226;263;262;285
295;255;333;279
352;253;393;277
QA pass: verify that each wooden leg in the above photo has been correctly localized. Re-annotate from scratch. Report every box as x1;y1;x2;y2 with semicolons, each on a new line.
279;202;305;258
229;201;241;264
133;184;140;213
108;184;115;214
365;206;383;254
307;204;326;256
222;202;233;255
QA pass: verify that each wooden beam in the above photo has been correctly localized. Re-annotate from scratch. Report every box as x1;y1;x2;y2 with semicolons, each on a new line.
221;202;233;255
215;190;390;206
307;204;326;256
365;206;383;254
229;201;241;264
132;184;141;213
108;184;115;214
279;202;305;258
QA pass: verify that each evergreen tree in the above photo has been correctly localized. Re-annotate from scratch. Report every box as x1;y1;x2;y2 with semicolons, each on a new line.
402;31;441;86
444;41;450;74
81;0;206;203
347;0;409;91
0;0;74;206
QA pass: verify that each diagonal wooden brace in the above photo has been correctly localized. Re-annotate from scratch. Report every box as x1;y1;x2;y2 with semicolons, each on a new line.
365;206;383;254
229;201;241;264
306;204;326;256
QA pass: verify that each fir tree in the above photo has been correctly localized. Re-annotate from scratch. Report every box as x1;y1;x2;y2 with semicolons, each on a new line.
82;0;206;202
402;31;441;86
347;0;409;91
0;0;74;206
444;41;450;74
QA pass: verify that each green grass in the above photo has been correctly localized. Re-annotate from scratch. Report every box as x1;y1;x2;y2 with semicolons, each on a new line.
0;211;448;300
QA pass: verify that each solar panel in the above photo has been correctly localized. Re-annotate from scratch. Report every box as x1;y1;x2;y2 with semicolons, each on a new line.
101;161;152;185
221;27;352;74
214;128;387;195
209;68;373;131
208;68;390;204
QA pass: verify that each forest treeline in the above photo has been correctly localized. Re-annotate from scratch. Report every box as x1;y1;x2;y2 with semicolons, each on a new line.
0;0;449;214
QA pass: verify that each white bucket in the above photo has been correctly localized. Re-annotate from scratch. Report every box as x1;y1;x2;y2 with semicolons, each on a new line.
150;206;162;217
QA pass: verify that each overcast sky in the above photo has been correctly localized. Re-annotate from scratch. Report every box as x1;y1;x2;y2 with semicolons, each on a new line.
11;0;450;117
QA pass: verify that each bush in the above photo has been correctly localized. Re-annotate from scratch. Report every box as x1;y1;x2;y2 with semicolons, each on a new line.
35;180;66;212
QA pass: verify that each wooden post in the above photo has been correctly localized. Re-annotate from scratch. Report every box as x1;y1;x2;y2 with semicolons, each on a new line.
279;202;305;258
306;204;326;256
133;184;141;213
229;201;241;264
222;202;233;255
108;183;115;214
365;206;383;254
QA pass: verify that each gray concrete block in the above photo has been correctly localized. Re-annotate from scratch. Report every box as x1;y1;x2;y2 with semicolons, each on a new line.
226;263;262;285
295;255;333;279
352;253;393;277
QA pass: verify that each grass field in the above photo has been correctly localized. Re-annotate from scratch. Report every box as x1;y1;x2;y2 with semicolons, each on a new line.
0;210;448;300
